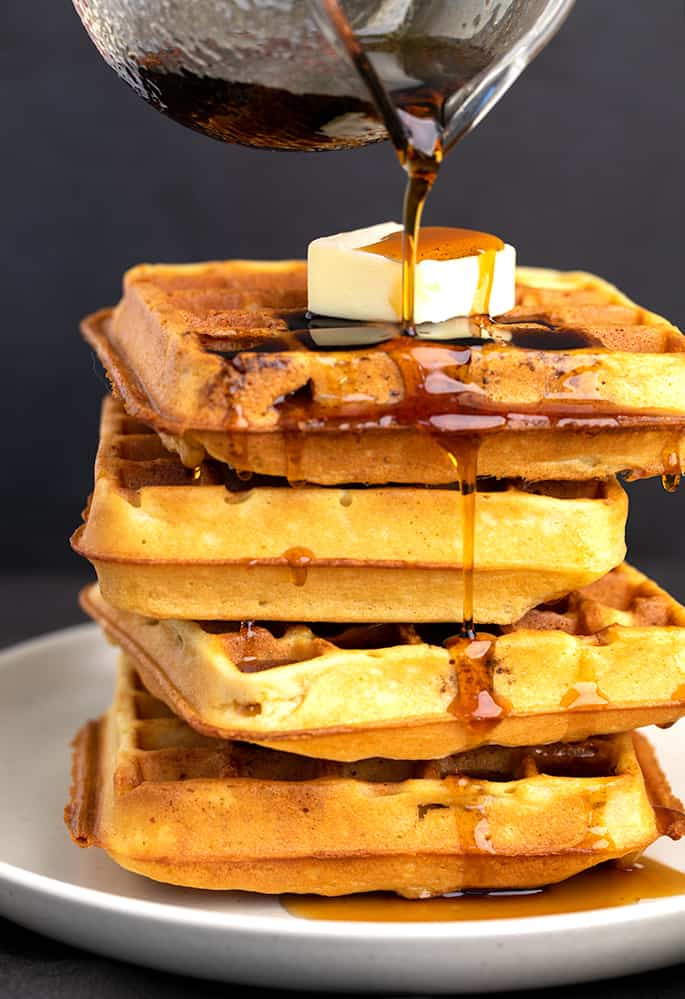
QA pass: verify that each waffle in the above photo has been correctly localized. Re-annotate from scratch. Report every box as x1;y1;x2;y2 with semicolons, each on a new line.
81;565;685;762
81;262;685;483
66;656;683;896
71;398;627;622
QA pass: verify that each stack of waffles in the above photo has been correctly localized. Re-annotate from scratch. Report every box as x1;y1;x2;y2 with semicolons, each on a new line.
68;260;685;897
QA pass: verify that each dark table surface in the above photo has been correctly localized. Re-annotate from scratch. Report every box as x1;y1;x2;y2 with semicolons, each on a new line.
2;570;685;999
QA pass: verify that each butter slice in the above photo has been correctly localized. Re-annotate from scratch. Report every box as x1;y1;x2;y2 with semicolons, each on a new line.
308;221;516;323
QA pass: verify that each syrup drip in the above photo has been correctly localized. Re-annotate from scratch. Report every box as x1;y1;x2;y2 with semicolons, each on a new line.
459;446;477;640
561;659;610;710
226;428;251;481
282;547;315;587
578;790;616;852
283;859;685;922
284;432;307;487
429;422;484;699
560;682;610;710
176;437;206;469
238;619;258;670
474;249;498;315
437;437;480;638
356;341;485;641
661;446;682;493
446;634;509;730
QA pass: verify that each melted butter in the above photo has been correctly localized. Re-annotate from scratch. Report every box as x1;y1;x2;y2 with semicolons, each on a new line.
283;859;685;922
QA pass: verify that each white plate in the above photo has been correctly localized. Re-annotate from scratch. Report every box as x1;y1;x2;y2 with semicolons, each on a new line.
1;624;685;993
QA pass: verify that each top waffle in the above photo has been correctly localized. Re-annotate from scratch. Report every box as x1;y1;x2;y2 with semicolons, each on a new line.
81;262;685;483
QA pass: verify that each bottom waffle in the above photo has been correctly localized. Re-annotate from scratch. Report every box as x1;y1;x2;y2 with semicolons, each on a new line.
66;656;684;897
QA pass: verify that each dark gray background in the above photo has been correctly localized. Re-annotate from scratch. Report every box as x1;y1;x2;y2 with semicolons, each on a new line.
2;0;684;581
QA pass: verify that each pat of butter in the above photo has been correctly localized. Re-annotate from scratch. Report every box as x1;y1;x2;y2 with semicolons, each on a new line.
308;221;516;323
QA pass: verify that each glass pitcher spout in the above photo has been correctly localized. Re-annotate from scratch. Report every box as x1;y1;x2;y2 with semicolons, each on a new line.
310;0;576;157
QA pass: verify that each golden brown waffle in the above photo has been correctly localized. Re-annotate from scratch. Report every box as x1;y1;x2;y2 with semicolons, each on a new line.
71;398;627;623
66;656;682;897
81;262;685;483
81;565;685;761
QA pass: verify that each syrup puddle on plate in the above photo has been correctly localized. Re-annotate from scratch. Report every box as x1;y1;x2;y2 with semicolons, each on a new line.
283;859;685;922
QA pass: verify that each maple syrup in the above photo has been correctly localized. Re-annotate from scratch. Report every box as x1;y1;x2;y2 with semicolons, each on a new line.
438;437;480;638
362;227;505;319
363;227;504;265
284;432;308;487
283;859;685;922
321;1;501;329
236;309;598;356
561;682;610;710
128;5;501;163
457;441;478;639
230;316;682;437
133;63;382;152
561;658;610;711
661;446;682;493
446;634;510;729
238;619;258;670
282;547;315;587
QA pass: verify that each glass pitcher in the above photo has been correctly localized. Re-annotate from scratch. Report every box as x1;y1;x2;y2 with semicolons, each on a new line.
72;0;575;153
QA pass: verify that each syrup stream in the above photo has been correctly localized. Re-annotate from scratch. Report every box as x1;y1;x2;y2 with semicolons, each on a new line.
321;3;506;676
